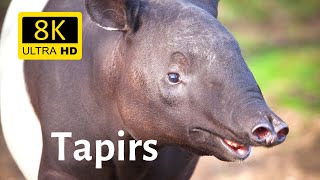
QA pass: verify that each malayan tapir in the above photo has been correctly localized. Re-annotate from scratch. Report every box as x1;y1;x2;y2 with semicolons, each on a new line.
0;0;289;179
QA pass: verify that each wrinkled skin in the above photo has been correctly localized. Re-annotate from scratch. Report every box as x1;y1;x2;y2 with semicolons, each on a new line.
24;0;289;179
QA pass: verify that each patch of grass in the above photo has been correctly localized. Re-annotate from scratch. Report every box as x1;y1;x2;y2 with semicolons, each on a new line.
219;0;320;23
247;45;320;114
278;0;320;21
219;0;272;22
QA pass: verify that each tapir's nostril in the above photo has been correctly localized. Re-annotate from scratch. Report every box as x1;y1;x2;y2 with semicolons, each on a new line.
252;123;289;146
277;127;289;143
251;113;289;146
252;125;272;141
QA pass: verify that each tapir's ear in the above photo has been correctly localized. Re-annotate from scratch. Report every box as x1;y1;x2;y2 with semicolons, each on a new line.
85;0;141;32
195;0;219;18
169;53;190;73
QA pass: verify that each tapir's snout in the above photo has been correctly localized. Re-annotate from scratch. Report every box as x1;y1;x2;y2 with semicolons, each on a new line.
251;113;289;147
188;97;289;161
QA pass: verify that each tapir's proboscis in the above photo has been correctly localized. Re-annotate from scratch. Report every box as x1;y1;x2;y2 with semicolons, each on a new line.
3;0;289;179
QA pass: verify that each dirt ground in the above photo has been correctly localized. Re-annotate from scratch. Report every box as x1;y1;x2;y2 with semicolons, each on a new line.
1;109;319;180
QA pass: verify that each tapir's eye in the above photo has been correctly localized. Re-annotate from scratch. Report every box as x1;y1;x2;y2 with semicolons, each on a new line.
168;73;181;83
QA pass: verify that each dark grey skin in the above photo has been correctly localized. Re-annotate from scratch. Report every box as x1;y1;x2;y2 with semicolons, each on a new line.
24;0;289;179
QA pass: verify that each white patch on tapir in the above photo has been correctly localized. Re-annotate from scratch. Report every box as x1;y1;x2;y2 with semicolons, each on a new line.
0;0;48;179
94;23;122;31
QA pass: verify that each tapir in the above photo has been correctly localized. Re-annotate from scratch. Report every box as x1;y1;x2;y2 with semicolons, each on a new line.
0;0;289;179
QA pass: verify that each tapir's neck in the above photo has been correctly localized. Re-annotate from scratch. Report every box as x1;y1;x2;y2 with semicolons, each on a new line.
85;29;127;134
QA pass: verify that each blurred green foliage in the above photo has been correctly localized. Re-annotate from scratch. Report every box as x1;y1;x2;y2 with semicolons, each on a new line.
249;45;320;113
219;0;320;114
220;0;320;23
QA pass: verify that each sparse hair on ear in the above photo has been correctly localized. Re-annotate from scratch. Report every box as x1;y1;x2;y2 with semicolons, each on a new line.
85;0;141;32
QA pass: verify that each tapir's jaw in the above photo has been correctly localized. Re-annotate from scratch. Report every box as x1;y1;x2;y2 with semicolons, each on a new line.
189;128;251;161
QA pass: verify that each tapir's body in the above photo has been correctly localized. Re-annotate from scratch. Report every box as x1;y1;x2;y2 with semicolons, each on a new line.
1;0;288;179
25;1;199;179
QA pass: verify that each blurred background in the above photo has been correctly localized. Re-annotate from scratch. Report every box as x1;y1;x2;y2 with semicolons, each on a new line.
0;0;319;179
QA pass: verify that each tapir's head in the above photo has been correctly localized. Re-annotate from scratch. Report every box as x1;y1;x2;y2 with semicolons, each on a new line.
86;0;289;161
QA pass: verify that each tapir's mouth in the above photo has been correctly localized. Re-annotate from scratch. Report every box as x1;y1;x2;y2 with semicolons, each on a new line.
220;139;251;159
189;128;251;161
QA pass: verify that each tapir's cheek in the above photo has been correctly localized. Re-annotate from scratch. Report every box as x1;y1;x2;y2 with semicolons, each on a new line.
117;100;153;138
127;69;148;93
